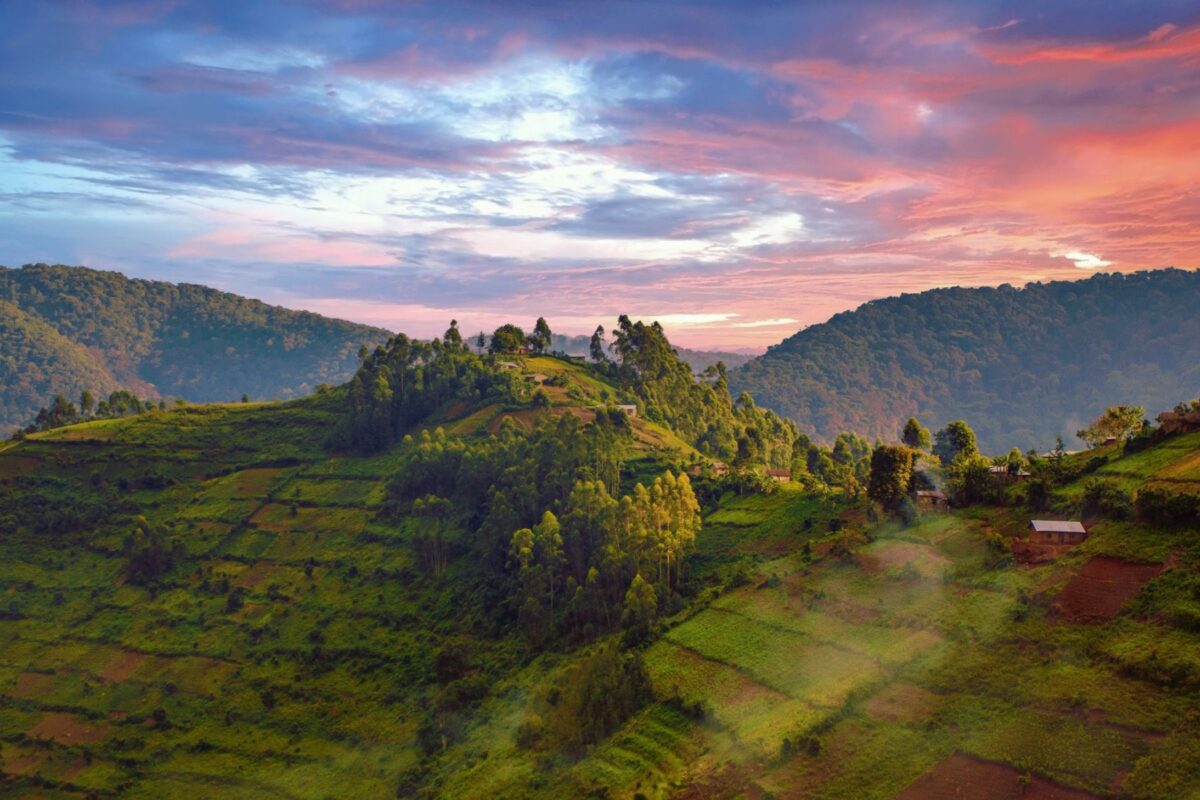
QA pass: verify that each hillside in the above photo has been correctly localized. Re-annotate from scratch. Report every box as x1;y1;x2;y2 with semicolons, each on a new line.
0;264;391;431
1;329;1198;797
0;301;124;429
731;269;1200;452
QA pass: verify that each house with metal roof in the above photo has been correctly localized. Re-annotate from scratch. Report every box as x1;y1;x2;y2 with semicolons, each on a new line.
1028;519;1087;545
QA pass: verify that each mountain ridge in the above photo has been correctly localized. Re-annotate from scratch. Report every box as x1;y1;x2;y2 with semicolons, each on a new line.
731;269;1200;452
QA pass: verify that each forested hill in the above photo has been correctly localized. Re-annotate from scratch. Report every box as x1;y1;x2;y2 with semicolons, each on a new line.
731;269;1200;452
0;264;390;431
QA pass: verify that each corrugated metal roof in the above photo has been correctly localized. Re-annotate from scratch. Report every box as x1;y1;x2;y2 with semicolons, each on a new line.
916;490;946;498
1029;520;1086;534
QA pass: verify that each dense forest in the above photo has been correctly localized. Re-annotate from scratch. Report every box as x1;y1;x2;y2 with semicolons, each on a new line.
0;264;390;431
0;300;123;428
731;269;1200;452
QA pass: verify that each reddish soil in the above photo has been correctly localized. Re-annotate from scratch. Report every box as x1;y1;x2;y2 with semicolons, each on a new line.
0;456;41;478
0;745;46;776
1055;557;1166;621
897;754;1100;800
98;650;147;684
671;760;762;800
1012;539;1078;564
864;683;941;723
9;672;54;699
27;712;107;745
233;561;282;589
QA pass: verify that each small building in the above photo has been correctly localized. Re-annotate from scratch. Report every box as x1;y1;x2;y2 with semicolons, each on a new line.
1028;520;1087;546
989;465;1031;482
915;490;949;511
616;404;638;417
766;468;791;483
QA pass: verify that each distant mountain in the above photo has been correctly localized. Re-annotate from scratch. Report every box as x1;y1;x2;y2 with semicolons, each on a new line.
550;333;752;373
0;264;390;431
731;269;1200;452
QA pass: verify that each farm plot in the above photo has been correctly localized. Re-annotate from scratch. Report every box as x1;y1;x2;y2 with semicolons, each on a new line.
250;503;367;535
279;477;381;505
1056;556;1166;621
643;641;824;751
665;609;884;707
897;753;1100;800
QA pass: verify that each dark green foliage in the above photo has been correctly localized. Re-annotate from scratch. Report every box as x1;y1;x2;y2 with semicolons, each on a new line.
543;641;648;755
1135;488;1200;527
1081;479;1134;520
489;323;527;354
620;573;657;647
901;417;931;450
867;445;915;509
933;420;978;464
529;317;553;354
123;517;184;585
732;269;1200;451
338;333;523;451
0;264;389;431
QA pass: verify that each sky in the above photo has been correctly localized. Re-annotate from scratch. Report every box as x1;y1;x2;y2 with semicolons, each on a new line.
2;1;1198;350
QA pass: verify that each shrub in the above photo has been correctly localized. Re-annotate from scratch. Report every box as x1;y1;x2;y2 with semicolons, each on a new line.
1082;479;1134;520
1136;488;1200;527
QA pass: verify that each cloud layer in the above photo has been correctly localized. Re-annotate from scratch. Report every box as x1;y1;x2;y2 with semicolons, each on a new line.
1;0;1197;347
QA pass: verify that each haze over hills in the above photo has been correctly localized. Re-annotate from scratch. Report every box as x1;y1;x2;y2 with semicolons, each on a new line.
0;265;760;432
731;269;1200;453
549;333;753;372
0;264;392;431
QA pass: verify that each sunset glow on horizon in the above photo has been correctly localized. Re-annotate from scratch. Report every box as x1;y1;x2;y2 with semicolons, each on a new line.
2;1;1198;348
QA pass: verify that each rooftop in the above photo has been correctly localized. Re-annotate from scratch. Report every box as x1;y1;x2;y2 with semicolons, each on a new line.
1029;520;1086;534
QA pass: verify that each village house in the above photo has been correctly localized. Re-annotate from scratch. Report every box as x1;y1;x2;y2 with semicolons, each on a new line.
915;490;949;511
989;465;1031;482
616;404;638;417
1028;519;1087;546
766;468;791;482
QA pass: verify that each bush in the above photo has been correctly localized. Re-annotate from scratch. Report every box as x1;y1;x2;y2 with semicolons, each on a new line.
1136;488;1200;527
1082;479;1134;520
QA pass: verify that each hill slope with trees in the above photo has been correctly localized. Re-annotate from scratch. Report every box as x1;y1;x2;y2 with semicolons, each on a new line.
0;264;390;430
0;300;124;429
731;269;1200;452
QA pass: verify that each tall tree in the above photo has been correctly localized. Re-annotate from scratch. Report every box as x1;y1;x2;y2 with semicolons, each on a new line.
867;445;915;509
529;317;553;354
901;417;931;450
589;325;608;363
443;319;463;351
933;420;978;464
1077;405;1145;447
489;324;527;355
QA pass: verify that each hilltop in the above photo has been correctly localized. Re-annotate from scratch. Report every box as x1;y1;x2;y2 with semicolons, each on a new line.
1;311;1198;798
731;269;1200;451
0;264;391;431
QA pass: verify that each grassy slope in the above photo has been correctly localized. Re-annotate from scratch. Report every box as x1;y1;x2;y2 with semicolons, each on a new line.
1;376;1198;798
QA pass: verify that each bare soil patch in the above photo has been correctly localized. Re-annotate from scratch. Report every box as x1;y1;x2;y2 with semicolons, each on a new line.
233;561;283;589
98;650;148;684
671;760;761;800
10;672;54;699
27;712;107;745
1055;557;1165;621
864;682;941;723
0;455;41;478
898;753;1099;800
